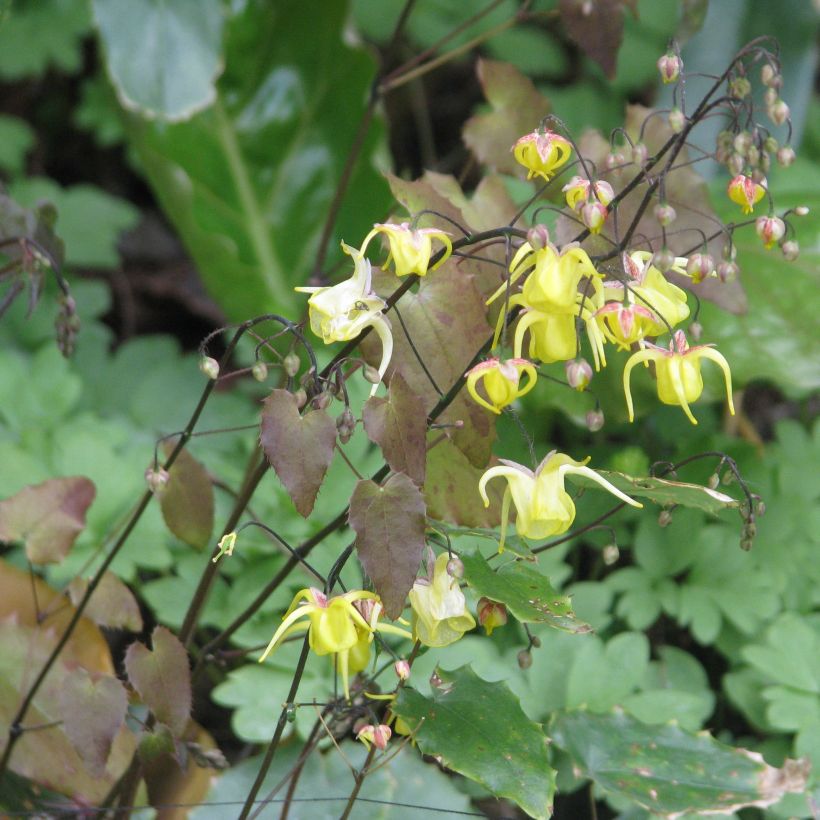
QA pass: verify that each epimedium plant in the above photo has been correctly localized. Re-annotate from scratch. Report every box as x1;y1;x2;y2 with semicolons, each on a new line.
0;2;818;818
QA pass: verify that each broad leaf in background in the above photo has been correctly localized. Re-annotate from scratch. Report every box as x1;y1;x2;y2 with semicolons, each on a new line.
551;709;809;816
93;0;224;120
117;0;389;319
124;626;192;736
349;472;426;619
68;571;143;632
393;664;555;819
259;389;337;518
0;476;95;564
462;550;591;633
559;0;626;79
0;116;35;175
159;442;215;550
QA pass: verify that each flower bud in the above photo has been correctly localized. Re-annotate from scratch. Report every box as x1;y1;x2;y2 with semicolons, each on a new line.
283;353;300;377
530;635;542;649
756;499;766;517
658;509;673;528
363;364;382;385
761;63;778;87
689;321;703;341
729;76;751;99
794;206;809;217
657;53;682;84
746;145;760;167
251;361;268;382
776;146;795;167
769;100;790;126
602;544;620;565
727;153;745;176
605;151;625;170
446;556;465;579
707;473;720;490
652;248;675;273
717;130;734;151
722;242;736;261
517;649;533;670
759;152;771;173
477;598;508;636
717;261;739;283
585;408;605;432
631;142;649;166
145;467;170;494
763;136;778;154
565;358;593;391
733;132;752;155
653;203;677;226
764;87;778;107
755;215;785;249
199;356;220;380
312;391;332;411
336;407;356;443
781;240;799;261
686;253;715;283
581;201;607;234
394;660;411;681
357;723;392;751
668;108;685;133
527;224;550;250
293;388;308;409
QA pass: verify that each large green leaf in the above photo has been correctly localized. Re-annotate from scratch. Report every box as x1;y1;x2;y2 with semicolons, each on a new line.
550;709;810;816
122;0;389;319
393;664;555;819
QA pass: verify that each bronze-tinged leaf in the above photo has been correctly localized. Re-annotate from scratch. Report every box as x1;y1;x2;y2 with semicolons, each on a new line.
0;477;95;564
124;626;191;737
259;389;337;518
559;0;625;79
463;59;551;174
58;668;128;777
363;374;427;486
160;443;214;550
68;572;143;632
349;473;426;619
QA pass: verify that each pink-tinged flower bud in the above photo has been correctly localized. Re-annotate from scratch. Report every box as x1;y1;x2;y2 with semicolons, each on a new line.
654;203;677;226
769;100;790;126
717;261;739;283
631;142;649;166
746;145;760;167
764;87;778;107
251;361;268;382
581;201;607;234
394;659;411;681
593;180;615;206
689;321;703;341
446;556;465;579
652;248;676;272
312;391;332;410
283;352;300;377
729;76;751;99
586;408;605;432
477;598;508;636
517;649;533;669
565;358;593;391
199;356;220;380
761;63;777;87
686;253;715;283
336;407;356;443
777;146;796;167
668;108;685;133
733;132;752;155
527;224;550;249
794;206;809;217
145;467;170;494
657;53;682;84
602;544;620;565
293;388;308;409
373;724;392;750
727;153;745;176
781;240;799;261
362;364;381;384
605;151;625;170
755;215;785;249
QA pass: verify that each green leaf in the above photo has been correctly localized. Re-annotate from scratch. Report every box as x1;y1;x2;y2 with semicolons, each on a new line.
159;443;215;550
0;476;95;564
93;0;224;120
259;389;337;518
569;469;740;514
122;0;389;319
0;115;34;175
349;472;426;619
394;665;555;818
550;709;810;816
124;626;191;736
462;550;590;633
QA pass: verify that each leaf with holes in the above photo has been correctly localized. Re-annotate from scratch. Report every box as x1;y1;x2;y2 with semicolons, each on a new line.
0;476;95;563
124;626;191;736
462;551;590;633
363;373;427;486
559;0;625;79
68;572;143;632
349;472;426;619
159;443;214;550
393;664;555;819
58;668;128;777
550;709;810;817
259;389;337;518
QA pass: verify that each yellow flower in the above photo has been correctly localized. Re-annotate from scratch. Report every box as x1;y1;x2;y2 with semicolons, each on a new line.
512;129;573;181
409;553;476;648
479;452;642;551
623;330;735;425
362;222;452;277
727;174;766;215
296;242;392;396
259;587;411;700
465;357;537;414
562;176;614;212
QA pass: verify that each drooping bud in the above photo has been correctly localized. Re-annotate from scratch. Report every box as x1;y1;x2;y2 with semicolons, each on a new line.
145;467;170;494
717;261;739;283
727;153;745;176
776;146;796;167
794;206;810;217
565;358;593;391
251;361;268;382
581;201;607;234
527;224;550;250
729;76;751;99
781;240;799;261
652;248;676;273
283;352;300;377
707;473;720;490
292;388;308;409
394;659;411;681
668;108;685;133
653;203;677;227
657;52;682;84
763;136;779;154
362;364;381;385
199;356;220;380
631;142;649;166
686;253;715;283
336;407;356;443
605;150;626;170
746;145;760;167
446;555;465;579
760;63;778;87
733;132;752;155
602;544;620;565
755;215;786;249
477;598;508;636
517;649;533;670
312;391;332;411
769;100;790;126
689;321;703;341
764;87;778;107
585;408;605;432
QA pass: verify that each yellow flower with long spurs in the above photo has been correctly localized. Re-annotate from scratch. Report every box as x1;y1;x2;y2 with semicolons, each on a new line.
512;129;573;181
479;452;642;551
623;330;735;425
259;587;411;700
361;222;452;277
409;553;476;648
295;242;392;396
465;357;537;414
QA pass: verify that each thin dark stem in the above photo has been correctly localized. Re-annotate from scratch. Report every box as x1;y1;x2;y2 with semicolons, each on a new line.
392;302;443;396
340;745;378;820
